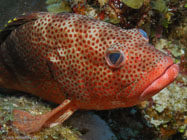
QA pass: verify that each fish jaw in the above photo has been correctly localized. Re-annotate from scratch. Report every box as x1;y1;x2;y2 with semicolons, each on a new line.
117;55;179;107
140;63;179;100
135;56;179;101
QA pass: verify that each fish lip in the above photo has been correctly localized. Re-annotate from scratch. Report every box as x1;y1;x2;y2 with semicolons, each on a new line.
140;63;179;100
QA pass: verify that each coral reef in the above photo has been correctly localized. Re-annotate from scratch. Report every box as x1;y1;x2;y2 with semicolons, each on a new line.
46;0;152;27
45;0;186;39
139;78;187;139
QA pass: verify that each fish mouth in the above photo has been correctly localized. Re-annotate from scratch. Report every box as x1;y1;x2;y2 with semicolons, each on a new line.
140;63;179;100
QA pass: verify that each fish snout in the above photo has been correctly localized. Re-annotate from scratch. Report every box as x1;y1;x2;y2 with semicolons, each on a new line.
139;56;179;100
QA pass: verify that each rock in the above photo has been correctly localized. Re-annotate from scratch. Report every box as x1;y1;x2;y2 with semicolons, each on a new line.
66;112;117;140
139;77;187;139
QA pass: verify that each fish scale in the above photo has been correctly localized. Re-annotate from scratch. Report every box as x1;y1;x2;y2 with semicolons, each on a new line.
0;12;179;133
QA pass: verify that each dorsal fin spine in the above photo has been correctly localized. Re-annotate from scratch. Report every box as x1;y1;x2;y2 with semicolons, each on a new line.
0;12;48;45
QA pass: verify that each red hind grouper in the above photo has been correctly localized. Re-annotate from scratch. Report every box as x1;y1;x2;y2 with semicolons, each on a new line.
0;12;179;133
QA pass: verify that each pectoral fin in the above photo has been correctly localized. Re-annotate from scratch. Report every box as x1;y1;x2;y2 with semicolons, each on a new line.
13;99;77;133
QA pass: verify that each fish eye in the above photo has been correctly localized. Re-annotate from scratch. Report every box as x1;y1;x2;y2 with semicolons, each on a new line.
139;29;148;39
109;52;121;64
105;49;125;68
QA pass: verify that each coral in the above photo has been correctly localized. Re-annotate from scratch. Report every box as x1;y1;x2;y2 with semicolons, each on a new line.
44;0;186;32
139;79;187;139
46;0;152;28
154;39;184;58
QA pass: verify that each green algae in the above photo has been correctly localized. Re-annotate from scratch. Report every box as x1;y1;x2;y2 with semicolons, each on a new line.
185;3;187;8
46;0;72;13
121;0;144;9
151;0;167;13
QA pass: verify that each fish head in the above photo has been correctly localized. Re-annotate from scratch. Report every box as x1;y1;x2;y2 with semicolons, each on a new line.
103;29;179;107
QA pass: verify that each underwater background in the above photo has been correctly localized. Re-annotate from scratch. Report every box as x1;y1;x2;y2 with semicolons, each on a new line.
0;0;186;140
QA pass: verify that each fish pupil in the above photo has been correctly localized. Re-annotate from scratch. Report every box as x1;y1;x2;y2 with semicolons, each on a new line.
109;53;121;64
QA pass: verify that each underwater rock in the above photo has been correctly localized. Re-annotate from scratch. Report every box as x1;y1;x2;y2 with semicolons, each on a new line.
139;78;187;139
96;107;157;140
66;112;117;140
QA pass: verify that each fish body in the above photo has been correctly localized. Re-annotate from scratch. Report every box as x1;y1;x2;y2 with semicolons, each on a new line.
0;12;179;133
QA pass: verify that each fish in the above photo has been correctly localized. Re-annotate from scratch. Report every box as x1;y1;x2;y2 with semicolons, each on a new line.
0;12;179;133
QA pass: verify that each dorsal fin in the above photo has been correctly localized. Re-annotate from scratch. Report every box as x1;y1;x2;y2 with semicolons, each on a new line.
0;12;48;45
